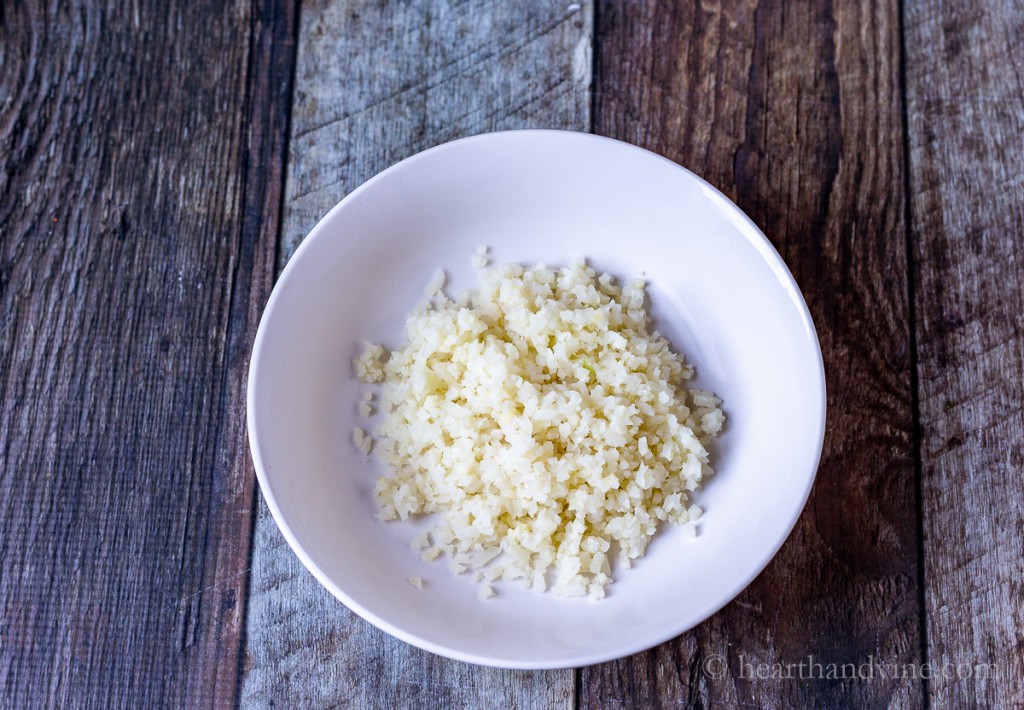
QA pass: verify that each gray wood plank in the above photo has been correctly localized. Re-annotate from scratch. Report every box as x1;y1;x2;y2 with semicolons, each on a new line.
585;0;922;706
241;1;591;705
0;0;296;706
277;0;593;261
904;0;1024;705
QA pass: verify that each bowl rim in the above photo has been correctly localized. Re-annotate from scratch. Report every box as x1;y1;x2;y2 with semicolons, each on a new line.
246;128;827;669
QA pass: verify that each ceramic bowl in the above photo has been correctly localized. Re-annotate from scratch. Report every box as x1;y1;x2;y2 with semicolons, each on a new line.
247;130;826;669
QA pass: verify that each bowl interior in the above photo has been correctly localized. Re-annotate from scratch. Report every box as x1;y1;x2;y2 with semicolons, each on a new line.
248;130;825;668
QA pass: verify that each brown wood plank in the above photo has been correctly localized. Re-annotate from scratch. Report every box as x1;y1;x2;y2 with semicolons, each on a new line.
240;1;590;706
904;0;1024;705
0;0;296;706
585;0;922;706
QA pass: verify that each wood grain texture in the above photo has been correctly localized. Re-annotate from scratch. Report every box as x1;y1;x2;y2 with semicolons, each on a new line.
240;1;591;706
904;0;1024;705
277;0;593;260
0;0;295;706
2;0;1019;705
586;0;921;706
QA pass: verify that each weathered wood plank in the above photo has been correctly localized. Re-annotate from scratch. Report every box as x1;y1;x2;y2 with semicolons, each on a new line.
0;0;295;706
585;0;922;706
241;1;590;706
276;0;592;261
904;0;1024;705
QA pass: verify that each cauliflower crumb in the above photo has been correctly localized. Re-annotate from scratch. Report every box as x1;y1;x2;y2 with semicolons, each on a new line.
407;576;424;589
358;435;372;456
424;268;446;296
410;530;431;551
354;343;386;383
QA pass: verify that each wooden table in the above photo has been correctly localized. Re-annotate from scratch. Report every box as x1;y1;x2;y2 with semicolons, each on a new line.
2;1;1021;706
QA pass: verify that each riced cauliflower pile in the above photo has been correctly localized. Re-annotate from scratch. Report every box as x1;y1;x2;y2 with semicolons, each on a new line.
353;252;723;600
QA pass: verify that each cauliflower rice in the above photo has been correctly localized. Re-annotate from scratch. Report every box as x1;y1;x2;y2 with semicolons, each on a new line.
353;254;723;600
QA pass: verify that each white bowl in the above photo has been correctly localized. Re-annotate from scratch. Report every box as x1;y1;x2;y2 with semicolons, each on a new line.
247;130;825;669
